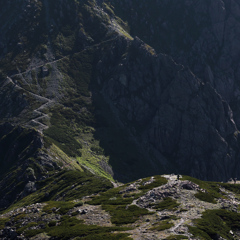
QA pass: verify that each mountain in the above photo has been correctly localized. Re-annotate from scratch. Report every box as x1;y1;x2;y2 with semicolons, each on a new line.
1;0;240;184
1;0;240;239
0;0;240;197
0;0;238;208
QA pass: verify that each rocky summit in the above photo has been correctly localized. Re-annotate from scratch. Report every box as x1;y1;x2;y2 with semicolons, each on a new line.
1;0;240;239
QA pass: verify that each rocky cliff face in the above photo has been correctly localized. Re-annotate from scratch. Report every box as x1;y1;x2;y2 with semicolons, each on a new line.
111;0;240;126
94;35;240;181
94;0;240;181
0;0;240;183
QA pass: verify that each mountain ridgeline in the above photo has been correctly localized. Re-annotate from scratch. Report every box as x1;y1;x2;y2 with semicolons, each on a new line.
1;0;240;187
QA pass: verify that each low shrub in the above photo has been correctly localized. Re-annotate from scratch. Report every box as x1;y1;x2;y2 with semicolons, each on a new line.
220;183;240;194
195;191;217;204
102;204;149;225
150;220;174;231
43;201;75;215
45;216;130;240
189;209;240;240
152;197;180;211
16;222;38;234
182;176;222;199
165;235;188;239
0;218;10;230
139;175;168;190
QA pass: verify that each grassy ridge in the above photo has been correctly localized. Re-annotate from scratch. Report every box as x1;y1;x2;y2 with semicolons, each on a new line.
5;170;112;212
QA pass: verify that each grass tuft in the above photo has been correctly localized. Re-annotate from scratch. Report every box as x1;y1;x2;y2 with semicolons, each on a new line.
150;220;174;231
151;197;180;211
195;191;217;204
165;235;188;240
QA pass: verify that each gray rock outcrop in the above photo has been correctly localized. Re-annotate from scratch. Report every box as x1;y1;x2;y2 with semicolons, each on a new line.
95;34;240;181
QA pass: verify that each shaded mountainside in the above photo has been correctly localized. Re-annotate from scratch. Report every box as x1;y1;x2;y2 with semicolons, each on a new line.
1;0;240;185
0;122;112;211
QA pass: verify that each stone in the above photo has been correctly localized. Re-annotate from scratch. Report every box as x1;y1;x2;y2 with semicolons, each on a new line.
180;181;200;191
